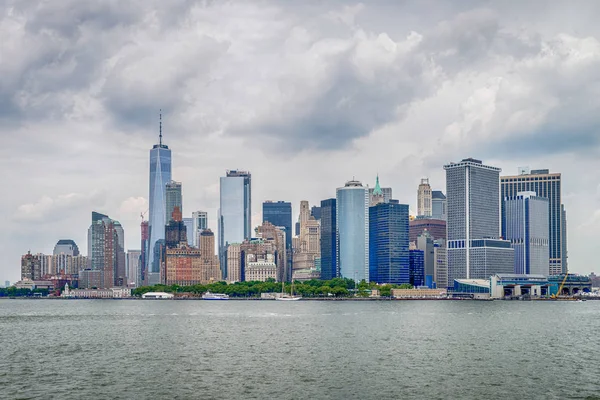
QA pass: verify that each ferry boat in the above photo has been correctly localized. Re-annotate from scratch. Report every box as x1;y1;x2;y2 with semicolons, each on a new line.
202;292;229;300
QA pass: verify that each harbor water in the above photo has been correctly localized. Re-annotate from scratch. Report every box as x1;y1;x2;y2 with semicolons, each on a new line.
1;299;599;399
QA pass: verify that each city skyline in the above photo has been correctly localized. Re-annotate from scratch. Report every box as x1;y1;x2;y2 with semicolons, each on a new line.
4;2;600;282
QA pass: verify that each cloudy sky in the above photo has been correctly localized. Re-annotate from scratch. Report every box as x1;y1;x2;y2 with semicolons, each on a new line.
3;0;600;282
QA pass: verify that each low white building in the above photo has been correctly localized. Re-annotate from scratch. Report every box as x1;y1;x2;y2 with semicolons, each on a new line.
141;292;174;299
63;284;131;299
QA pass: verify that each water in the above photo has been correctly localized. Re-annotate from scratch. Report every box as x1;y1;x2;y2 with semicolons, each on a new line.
1;299;599;400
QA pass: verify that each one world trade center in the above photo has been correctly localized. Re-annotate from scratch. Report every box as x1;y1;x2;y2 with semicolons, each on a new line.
147;113;171;284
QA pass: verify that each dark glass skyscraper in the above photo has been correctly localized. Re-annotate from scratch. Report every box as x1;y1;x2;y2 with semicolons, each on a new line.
409;249;424;287
262;201;292;250
368;201;410;284
320;198;337;280
148;116;172;284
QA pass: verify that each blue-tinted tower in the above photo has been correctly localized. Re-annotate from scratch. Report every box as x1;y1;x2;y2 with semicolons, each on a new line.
262;201;292;251
336;180;369;282
369;200;410;284
320;198;337;280
147;113;172;284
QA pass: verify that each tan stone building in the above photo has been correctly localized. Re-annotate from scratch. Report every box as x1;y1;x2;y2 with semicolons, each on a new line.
164;228;221;286
417;178;432;217
256;222;287;281
227;243;242;283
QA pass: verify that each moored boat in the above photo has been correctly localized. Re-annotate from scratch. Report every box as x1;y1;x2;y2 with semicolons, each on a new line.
202;292;229;300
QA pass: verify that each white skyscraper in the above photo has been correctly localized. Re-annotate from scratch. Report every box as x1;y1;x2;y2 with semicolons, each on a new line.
444;158;514;283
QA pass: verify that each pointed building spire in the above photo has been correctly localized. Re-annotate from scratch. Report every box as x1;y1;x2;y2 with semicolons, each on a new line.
373;174;383;196
159;109;163;146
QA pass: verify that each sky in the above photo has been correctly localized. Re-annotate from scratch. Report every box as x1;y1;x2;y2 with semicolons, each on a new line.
3;0;600;282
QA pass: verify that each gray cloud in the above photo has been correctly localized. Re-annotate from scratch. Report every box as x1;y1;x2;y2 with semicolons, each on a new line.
3;0;600;281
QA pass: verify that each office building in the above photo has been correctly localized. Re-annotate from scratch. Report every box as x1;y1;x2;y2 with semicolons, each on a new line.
21;251;42;281
444;158;514;282
165;181;182;222
148;115;172;284
409;219;446;244
409;249;424;287
320;198;337;281
226;243;242;283
337;180;369;282
87;211;126;288
417;231;435;287
191;211;208;247
417;178;432;217
369;200;410;284
311;206;321;221
368;175;392;204
53;240;80;257
182;218;194;246
434;240;448;289
262;201;292;251
127;250;141;287
165;245;221;286
165;206;187;249
503;192;549;275
501;169;566;275
431;191;447;221
241;239;277;282
256;222;288;281
140;220;149;284
218;170;251;279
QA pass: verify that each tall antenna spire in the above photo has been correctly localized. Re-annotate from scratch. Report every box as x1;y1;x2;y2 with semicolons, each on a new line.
159;109;163;145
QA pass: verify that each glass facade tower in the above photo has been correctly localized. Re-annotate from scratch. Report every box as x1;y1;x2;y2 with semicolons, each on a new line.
218;170;251;278
165;181;182;222
262;201;292;251
336;180;369;282
501;169;566;275
503;191;549;275
148;130;172;284
320;198;337;281
369;201;410;284
444;158;514;283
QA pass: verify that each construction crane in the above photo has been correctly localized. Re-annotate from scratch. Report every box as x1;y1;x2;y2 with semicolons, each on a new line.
140;209;148;221
551;270;569;299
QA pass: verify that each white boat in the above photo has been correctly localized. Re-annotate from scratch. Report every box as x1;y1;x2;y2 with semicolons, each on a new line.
276;281;302;301
202;292;229;300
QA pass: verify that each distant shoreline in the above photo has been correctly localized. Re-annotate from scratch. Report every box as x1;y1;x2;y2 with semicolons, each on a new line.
1;297;595;301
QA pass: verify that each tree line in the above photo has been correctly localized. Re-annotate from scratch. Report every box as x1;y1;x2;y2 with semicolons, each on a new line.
132;278;413;298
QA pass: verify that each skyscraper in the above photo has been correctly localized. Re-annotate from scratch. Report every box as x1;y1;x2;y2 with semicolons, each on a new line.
431;191;447;221
417;231;435;287
87;211;125;288
369;200;410;284
503;191;549;275
191;211;208;247
165;181;182;222
148;114;172;284
218;170;251;279
320;198;337;281
336;180;369;282
368;175;392;204
183;217;194;246
409;249;424;287
53;240;80;256
310;206;321;221
417;178;432;217
444;158;514;283
501;169;566;275
140;220;149;284
262;201;292;251
127;250;141;287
